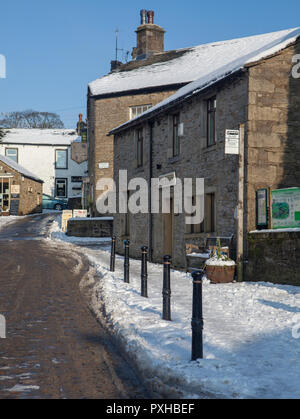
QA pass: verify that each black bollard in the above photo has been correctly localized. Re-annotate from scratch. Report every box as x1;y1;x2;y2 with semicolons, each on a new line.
124;240;130;283
110;236;116;272
141;246;148;298
191;270;204;360
162;255;172;321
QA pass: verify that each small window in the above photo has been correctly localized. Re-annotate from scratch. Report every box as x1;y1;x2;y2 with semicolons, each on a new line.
130;104;152;120
207;97;217;147
173;114;180;157
137;128;143;168
55;149;68;169
5;148;18;163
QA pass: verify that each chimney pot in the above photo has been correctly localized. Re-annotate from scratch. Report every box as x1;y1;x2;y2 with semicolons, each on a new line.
140;9;147;25
147;10;154;24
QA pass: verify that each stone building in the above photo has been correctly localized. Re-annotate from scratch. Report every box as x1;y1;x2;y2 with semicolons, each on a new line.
88;10;239;215
110;27;300;269
0;155;43;216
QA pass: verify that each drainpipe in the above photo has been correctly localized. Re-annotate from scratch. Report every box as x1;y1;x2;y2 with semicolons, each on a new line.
148;121;154;262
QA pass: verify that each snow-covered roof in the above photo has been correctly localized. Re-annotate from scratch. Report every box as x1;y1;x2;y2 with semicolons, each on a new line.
0;154;43;183
0;129;80;146
108;27;300;134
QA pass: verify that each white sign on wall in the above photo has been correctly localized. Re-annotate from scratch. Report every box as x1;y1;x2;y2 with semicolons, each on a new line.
73;209;88;218
225;130;240;155
98;162;110;169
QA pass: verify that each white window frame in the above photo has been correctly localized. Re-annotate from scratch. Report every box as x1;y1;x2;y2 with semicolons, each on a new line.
129;104;152;120
5;148;18;163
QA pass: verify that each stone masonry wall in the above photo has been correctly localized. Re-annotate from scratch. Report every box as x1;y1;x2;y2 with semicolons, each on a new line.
246;40;300;232
88;90;177;215
0;160;43;215
246;231;300;285
114;73;249;267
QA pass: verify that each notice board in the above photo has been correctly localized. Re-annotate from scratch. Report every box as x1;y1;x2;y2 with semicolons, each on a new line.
272;188;300;229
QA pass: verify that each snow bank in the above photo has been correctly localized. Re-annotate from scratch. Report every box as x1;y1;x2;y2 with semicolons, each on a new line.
48;224;300;399
49;217;112;245
0;215;21;230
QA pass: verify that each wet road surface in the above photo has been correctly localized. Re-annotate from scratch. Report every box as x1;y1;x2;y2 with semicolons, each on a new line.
0;214;149;399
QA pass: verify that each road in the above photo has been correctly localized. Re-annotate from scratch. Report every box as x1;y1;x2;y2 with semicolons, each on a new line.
0;214;149;399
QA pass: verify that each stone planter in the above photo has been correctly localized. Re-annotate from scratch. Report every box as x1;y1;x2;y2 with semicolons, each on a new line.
206;264;236;284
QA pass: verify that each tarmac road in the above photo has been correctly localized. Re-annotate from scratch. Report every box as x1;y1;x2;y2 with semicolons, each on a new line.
0;214;149;399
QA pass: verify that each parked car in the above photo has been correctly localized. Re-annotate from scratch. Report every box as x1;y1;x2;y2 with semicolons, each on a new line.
42;194;68;211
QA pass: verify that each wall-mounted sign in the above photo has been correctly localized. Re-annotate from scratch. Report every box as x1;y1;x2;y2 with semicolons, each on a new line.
61;210;73;232
256;189;268;229
98;162;110;169
73;209;88;218
11;185;20;194
272;188;300;229
225;130;240;155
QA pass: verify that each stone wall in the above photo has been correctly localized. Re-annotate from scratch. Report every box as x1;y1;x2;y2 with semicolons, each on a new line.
245;231;300;286
66;218;113;238
113;73;249;267
88;89;177;215
246;40;300;232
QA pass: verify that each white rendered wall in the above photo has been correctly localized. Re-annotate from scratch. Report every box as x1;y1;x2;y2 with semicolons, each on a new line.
0;144;88;198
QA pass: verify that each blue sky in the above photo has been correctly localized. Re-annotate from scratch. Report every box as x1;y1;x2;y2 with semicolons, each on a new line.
0;0;300;128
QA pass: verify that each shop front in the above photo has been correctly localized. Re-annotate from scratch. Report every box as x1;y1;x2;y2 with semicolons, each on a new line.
0;176;12;216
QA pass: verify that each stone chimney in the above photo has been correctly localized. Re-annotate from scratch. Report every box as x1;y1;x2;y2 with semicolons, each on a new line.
135;10;165;60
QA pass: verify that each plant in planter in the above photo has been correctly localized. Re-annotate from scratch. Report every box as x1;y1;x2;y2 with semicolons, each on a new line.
205;239;236;284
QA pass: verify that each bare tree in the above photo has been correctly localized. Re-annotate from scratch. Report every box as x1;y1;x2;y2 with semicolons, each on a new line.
0;110;64;129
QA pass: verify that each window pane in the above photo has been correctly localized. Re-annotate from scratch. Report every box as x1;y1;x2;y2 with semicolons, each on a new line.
130;105;152;120
56;179;67;198
5;149;18;163
56;150;67;169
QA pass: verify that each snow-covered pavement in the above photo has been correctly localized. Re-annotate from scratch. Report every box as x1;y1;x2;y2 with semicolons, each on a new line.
0;216;21;230
48;218;300;399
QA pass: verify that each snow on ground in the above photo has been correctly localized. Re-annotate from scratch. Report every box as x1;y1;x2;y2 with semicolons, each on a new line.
49;216;111;245
48;220;300;399
0;216;22;230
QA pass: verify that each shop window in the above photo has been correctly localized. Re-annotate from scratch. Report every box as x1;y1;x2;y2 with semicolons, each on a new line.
0;178;11;212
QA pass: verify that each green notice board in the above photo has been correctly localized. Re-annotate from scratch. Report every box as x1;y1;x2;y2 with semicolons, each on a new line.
272;188;300;229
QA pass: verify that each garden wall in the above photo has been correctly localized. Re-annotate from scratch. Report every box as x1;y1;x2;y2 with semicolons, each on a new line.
245;231;300;286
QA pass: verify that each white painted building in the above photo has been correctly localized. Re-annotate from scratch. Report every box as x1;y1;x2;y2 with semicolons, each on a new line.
0;129;88;200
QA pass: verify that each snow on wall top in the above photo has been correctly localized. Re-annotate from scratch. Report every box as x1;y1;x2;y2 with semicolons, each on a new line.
0;154;43;183
0;129;80;146
109;27;300;134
